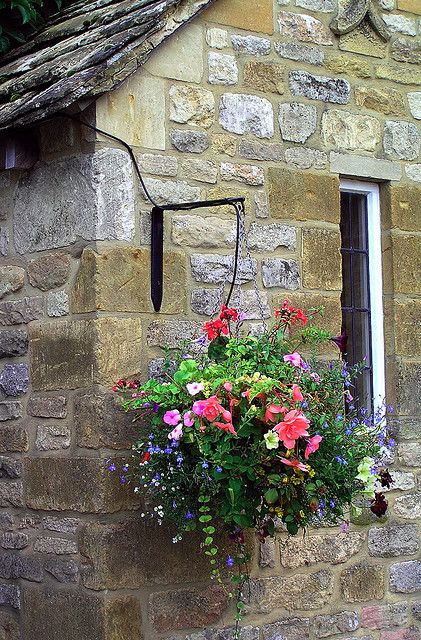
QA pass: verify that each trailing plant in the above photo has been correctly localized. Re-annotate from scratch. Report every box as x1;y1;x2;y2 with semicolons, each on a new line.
110;301;394;636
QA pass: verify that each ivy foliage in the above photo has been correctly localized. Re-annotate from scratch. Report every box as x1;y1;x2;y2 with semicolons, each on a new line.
0;0;62;54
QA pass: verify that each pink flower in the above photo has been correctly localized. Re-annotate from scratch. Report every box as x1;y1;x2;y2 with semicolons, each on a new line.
186;382;204;396
212;421;237;436
168;424;183;441
340;521;350;533
304;434;323;459
292;384;304;402
283;352;304;367
280;458;308;472
163;409;181;426
310;372;321;383
193;396;224;422
223;382;233;392
273;409;310;449
264;403;287;423
192;401;204;416
183;411;195;427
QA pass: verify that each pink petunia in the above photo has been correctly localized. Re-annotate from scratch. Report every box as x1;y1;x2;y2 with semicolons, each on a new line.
186;382;204;396
304;434;323;460
183;411;195;427
223;382;233;392
292;384;304;402
280;458;308;472
283;352;304;367
163;409;181;426
168;424;183;441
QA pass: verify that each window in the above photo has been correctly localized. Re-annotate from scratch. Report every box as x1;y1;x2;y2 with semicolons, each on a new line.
340;180;385;413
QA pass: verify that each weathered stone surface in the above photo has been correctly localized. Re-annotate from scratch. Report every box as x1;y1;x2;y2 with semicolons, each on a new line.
208;52;238;85
143;177;200;205
0;552;42;582
248;570;334;614
355;87;406;117
390;561;421;593
74;391;139;450
254;191;269;218
27;396;66;419
0;583;20;609
0;329;28;358
0;267;25;300
169;85;215;128
289;71;350;104
275;41;324;65
243;61;284;94
0;514;13;531
311;611;359;637
280;532;365;569
170;129;209;154
219;93;274;138
229;289;271;320
406;164;421;183
220;162;264;186
275;292;341;335
285;148;327;170
44;558;79;583
0;456;21;479
31;318;142;390
172;215;235;248
368;524;419;557
147;320;201;349
248;223;296;251
395;361;421;415
136;153;178;177
231;34;270;55
391;37;421;65
362;602;409;629
296;0;334;10
322;110;381;151
1;532;28;549
398;442;421;467
206;28;229;49
339;21;387;58
279;102;317;143
260;617;310;640
0;611;20;639
383;14;417;35
262;259;300;289
205;0;274;34
341;562;385;602
0;401;22;422
0;425;27;453
330;153;401;181
42;517;79;534
144;23;203;83
326;54;371;78
239;140;284;163
0;228;8;257
149;585;228;631
191;289;222;316
34;537;77;554
394;494;421;520
191;254;256;284
376;64;421;86
384;121;420;160
14;150;135;253
211;134;237;157
28;254;70;292
278;11;334;45
0;297;43;326
398;0;421;12
412;602;421;620
147;358;177;382
259;539;276;569
269;168;340;223
379;470;415;492
46;290;69;317
379;628;421;640
408;92;421;120
35;424;71;451
0;364;29;397
25;458;138;513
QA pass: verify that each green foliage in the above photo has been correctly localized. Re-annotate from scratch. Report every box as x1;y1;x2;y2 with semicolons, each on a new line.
0;0;62;53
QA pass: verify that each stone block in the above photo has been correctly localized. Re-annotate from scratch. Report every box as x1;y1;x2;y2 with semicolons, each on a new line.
25;458;138;513
0;228;8;258
0;583;20;609
302;228;342;291
248;223;296;251
380;629;421;640
243;61;284;94
1;532;28;549
379;470;415;492
395;361;421;416
96;74;166;150
341;562;385;602
408;92;421;119
210;134;237;157
239;140;284;162
230;289;271;320
14;150;135;253
30;318;142;390
0;297;43;326
137;152;178;177
33;537;77;554
376;64;421;85
205;0;274;34
220;162;264;186
74;391;139;450
394;493;421;519
0;552;42;582
279;103;317;143
27;396;67;418
262;258;300;289
149;585;228;631
406;165;421;183
231;34;271;55
384;183;421;232
144;24;203;82
368;523;419;557
339;21;387;57
278;11;333;44
169;85;215;128
0;267;25;300
330;153;401;181
0;425;27;453
362;603;409;629
0;363;29;396
285;148;327;170
219;93;274;138
191;255;256;285
325;54;371;78
311;611;359;637
206;28;229;49
146;320;201;349
0;457;21;479
259;539;276;568
208;52;238;85
384;121;420;160
398;442;421;466
268;167;340;223
321;110;381;151
35;424;71;451
44;558;79;583
391;37;421;65
247;569;334;614
182;159;218;184
28;253;70;291
143;177;200;204
170;129;209;154
172;215;235;248
383;14;417;34
42;517;80;534
275;41;324;65
390;561;421;593
397;0;421;13
0;611;20;640
0;401;22;422
289;71;350;104
254;191;269;218
0;329;28;358
273;292;341;334
280;532;365;569
72;246;186;315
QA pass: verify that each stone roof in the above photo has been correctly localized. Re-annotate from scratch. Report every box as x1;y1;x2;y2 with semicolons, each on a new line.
0;0;214;132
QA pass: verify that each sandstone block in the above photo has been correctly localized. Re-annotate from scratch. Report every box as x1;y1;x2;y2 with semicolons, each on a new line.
279;102;317;143
394;493;421;520
274;292;341;334
339;21;387;57
208;52;238;85
145;24;203;83
275;41;324;65
137;153;178;177
289;70;350;104
14;150;135;253
0;329;28;357
341;562;385;602
35;424;71;451
395;360;421;416
181;159;217;184
408;92;421;120
0;297;43;326
262;259;300;289
0;266;25;300
376;64;421;85
311;611;359;637
44;558;79;583
27;396;66;419
143;177;200;205
231;34;270;55
211;133;237;157
205;0;274;34
321;110;381;151
25;457;138;513
248;223;296;251
169;85;215;129
149;585;228;631
384;183;421;232
362;603;409;629
170;129;209;153
325;54;371;78
296;0;334;9
397;0;421;12
239;140;284;162
206;28;229;49
280;532;365;569
147;320;201;348
243;61;284;94
278;11;333;45
219;93;274;138
330;153;401;181
260;618;309;640
406;165;421;183
220;162;264;186
28;253;70;291
172;215;235;248
0;363;29;397
390;561;421;593
191;254;256;284
384;121;421;160
368;523;419;557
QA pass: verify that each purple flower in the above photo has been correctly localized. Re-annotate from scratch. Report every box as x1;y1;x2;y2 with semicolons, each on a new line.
153;403;160;413
340;522;349;533
216;466;222;473
164;447;172;454
226;556;235;567
329;500;336;508
122;464;129;472
330;330;347;354
119;475;127;484
185;511;194;519
108;463;116;472
202;461;209;469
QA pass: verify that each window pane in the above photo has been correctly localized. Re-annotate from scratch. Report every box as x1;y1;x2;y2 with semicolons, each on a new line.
350;195;368;251
352;253;370;309
341;252;352;307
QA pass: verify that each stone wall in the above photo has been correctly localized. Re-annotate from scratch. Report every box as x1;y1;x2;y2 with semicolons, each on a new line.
0;0;421;638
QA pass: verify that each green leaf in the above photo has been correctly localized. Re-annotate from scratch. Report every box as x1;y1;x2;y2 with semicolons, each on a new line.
264;488;279;504
204;537;213;545
203;526;215;534
199;515;212;523
207;336;229;362
287;520;299;535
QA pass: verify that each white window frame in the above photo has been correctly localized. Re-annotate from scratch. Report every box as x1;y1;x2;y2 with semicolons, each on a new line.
340;179;386;413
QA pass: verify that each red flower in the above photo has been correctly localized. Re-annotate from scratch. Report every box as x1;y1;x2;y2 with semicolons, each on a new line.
142;452;150;463
370;492;388;517
275;300;308;326
203;318;229;341
219;304;238;322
